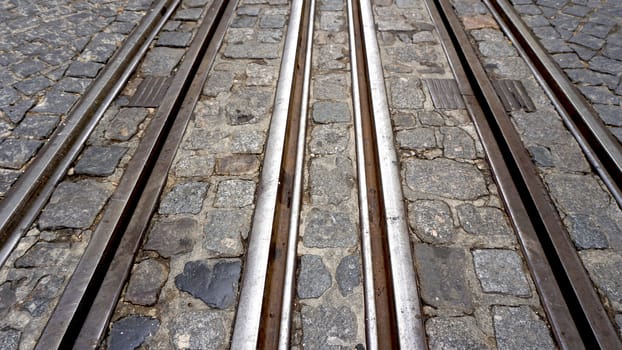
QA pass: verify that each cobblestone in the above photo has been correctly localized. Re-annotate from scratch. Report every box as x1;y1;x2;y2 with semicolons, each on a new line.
408;200;455;243
158;181;209;215
404;158;488;200
73;146;127;176
203;209;250;257
426;317;491;350
108;316;159;350
473;249;531;296
214;179;255;208
303;208;357;248
297;255;332;299
493;306;556;350
144;218;198;258
301;304;357;349
125;259;168;306
336;254;361;297
170;311;228;350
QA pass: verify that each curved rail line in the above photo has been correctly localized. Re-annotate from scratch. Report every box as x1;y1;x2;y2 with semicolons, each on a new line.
428;0;622;348
33;1;236;348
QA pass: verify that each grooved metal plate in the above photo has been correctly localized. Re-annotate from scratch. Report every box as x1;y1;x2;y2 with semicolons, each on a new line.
492;79;536;112
127;76;171;107
424;79;465;109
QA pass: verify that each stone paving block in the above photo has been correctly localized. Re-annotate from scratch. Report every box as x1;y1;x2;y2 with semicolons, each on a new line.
565;214;612;250
396;128;437;150
3;99;34;124
21;275;64;317
170;310;228;350
231;15;257;28
0;282;16;316
174;154;215;177
442;127;477;159
214;179;255;208
32;91;78;114
246;63;275;86
0;170;19;196
473;249;531;296
336;254;361;297
14;242;71;268
426;317;492;350
313;74;348;100
224;42;280;59
297;255;331;299
0;139;43;169
493;306;556;350
225;89;272;125
125;259;168;306
319;12;345;32
174;8;203;21
203;70;234;97
309;124;349;155
301;304;357;350
312;101;350;124
0;328;20;350
57;77;92;93
589;55;622;76
303;208;357;248
140;47;185;76
39;179;111;229
13;76;53;96
259;14;287;29
390;77;426;109
309;155;354;205
457;204;513;236
74;145;127;176
409;200;455;244
231;130;266;153
66;61;104;78
204;209;251;257
579;250;622;306
545;172;609;215
214;155;259;175
175;260;241;309
108;316;159;350
594;105;622;127
414;244;473;312
569;32;605;50
144;217;198;258
13;115;59;139
404;158;488;200
105;107;148;141
156;31;193;47
565;68;619;90
158;182;209;215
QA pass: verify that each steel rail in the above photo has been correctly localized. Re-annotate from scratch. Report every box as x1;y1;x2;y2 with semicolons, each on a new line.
429;0;621;347
357;0;427;348
487;0;622;207
230;0;305;348
0;0;180;267
34;1;231;348
277;0;315;347
346;0;378;347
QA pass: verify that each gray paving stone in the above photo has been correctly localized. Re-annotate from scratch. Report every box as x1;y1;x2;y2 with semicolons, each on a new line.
516;4;542;14
108;316;159;350
336;254;361;297
545;173;609;215
314;74;348;100
493;306;556;350
3;99;34;124
12;115;58;139
473;249;530;296
589;55;622;76
246;63;275;86
426;317;492;350
0;87;19;107
144;217;198;258
312;101;350;124
214;155;259;175
566;214;612;249
224;42;280;59
14;242;70;268
74;145;127;176
203;70;234;97
511;110;569;145
105;107;148;141
301;304;357;350
175;260;241;309
204;209;251;257
320;0;343;11
0;328;20;350
570;43;596;60
214;179;255;208
125;259;168;306
231;15;257;28
552;53;583;68
140;47;185;76
418;111;445;126
457;204;513;236
259;14;286;29
170;311;227;350
66;61;103;78
316;44;347;70
581;22;614;39
408;200;455;244
616;314;622;338
390;77;426;109
319;12;345;32
442;127;477;159
309;156;354;205
39;179;111;229
569;32;605;50
309;125;349;155
237;6;261;16
156;31;193;47
258;29;283;43
13;76;53;95
579;250;622;305
404;158;488;200
21;275;64;317
231;130;266;153
0;282;16;316
12;59;48;78
479;40;518;57
158;182;209;215
396;128;437;150
565;68;619;90
0;170;19;196
0;139;43;169
562;4;591;17
303;208;357;248
594;105;622;127
414;244;473;312
225;89;272;125
32;91;78;114
57;77;92;93
174;154;214;177
297;255;332;299
174;8;203;21
604;45;622;60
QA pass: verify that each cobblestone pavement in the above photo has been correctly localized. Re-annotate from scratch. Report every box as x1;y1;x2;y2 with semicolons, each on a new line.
0;0;158;198
0;0;212;348
452;0;622;339
1;0;622;348
510;0;622;142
